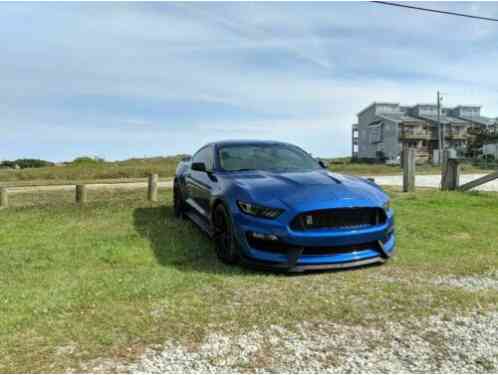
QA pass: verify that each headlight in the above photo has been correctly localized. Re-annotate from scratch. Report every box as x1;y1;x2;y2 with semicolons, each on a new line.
237;201;284;219
383;200;390;212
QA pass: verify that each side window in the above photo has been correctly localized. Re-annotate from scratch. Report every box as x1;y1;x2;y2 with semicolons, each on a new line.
192;148;205;164
192;146;213;171
205;146;214;171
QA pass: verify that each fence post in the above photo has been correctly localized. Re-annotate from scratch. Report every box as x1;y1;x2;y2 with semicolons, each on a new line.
403;147;416;192
441;150;449;190
0;187;8;209
442;150;460;191
448;159;460;190
75;184;87;204
148;174;158;202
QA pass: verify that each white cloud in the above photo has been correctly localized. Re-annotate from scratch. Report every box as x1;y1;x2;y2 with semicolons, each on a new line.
1;2;498;161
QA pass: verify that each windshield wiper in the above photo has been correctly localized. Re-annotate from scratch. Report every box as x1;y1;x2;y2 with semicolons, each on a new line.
229;168;255;172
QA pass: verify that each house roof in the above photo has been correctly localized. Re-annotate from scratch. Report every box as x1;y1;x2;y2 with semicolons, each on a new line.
416;114;469;126
377;113;426;124
458;115;495;126
357;102;399;117
453;105;482;110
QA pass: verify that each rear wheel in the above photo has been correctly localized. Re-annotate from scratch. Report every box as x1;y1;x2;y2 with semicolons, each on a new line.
173;185;185;219
213;204;240;265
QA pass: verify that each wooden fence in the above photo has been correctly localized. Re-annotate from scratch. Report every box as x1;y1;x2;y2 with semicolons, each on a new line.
2;160;497;209
0;174;161;209
402;148;498;192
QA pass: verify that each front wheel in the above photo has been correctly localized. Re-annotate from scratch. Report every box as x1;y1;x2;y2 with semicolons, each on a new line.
173;185;185;219
213;204;240;265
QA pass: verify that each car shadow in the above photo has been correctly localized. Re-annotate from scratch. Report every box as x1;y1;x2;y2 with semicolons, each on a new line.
132;205;259;275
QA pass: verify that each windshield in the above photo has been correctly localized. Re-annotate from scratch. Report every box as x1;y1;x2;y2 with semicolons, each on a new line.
218;144;321;172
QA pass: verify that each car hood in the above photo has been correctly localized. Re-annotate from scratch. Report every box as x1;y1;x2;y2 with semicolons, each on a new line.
230;170;386;210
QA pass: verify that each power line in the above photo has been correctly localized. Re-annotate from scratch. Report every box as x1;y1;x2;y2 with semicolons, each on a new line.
371;1;498;22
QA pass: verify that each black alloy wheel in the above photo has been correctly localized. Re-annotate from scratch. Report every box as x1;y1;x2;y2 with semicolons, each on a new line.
213;204;240;265
173;185;185;218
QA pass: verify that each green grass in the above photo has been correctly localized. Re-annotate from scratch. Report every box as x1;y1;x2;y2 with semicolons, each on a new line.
1;188;498;372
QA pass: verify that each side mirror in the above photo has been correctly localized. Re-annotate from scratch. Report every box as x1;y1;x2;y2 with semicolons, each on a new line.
318;159;329;169
191;162;207;172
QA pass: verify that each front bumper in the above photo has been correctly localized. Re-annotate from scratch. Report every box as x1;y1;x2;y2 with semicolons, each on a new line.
232;208;396;272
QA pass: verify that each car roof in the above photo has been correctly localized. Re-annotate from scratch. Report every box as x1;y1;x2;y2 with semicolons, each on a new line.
205;140;295;148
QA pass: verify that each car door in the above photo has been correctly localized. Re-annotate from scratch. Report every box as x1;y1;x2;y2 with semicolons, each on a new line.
185;146;214;218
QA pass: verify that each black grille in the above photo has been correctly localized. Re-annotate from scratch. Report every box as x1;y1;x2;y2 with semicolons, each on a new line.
290;208;386;231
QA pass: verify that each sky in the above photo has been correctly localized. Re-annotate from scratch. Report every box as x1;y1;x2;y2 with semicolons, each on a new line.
1;1;498;162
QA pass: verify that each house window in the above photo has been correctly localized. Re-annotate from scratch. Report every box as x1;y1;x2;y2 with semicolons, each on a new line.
369;123;383;144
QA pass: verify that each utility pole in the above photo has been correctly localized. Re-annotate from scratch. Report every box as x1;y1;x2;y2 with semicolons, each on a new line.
437;91;444;164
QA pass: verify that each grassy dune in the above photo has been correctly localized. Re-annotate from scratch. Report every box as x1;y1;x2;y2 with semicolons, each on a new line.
1;187;497;372
0;156;181;187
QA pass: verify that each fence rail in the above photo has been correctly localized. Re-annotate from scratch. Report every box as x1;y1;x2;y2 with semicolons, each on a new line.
459;171;498;192
0;174;169;209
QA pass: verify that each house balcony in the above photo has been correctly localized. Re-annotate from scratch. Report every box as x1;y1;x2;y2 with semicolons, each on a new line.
444;132;469;140
399;130;434;140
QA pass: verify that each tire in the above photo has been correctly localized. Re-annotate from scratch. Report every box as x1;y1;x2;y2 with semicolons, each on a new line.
173;184;185;219
213;204;240;265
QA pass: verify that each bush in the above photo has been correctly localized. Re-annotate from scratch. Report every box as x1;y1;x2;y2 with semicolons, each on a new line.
0;159;53;169
71;156;106;165
0;161;16;169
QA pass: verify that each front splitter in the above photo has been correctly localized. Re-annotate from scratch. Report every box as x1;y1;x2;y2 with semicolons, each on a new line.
240;249;395;273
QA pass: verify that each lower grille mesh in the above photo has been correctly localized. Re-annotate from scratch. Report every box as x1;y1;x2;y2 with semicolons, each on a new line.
246;233;381;256
290;208;386;231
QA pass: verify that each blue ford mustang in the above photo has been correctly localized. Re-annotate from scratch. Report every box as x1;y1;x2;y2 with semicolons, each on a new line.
174;140;395;272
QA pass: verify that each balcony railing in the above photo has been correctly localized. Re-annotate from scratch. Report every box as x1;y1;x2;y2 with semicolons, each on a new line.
444;129;469;140
399;130;434;140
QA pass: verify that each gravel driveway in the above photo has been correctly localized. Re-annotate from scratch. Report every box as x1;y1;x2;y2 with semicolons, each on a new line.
87;272;498;373
126;310;498;373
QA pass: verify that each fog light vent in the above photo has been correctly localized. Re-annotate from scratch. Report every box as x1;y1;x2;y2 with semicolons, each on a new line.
250;232;279;241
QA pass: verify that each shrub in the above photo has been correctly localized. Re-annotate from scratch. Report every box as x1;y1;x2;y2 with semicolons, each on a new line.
71;156;106;165
0;159;53;169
